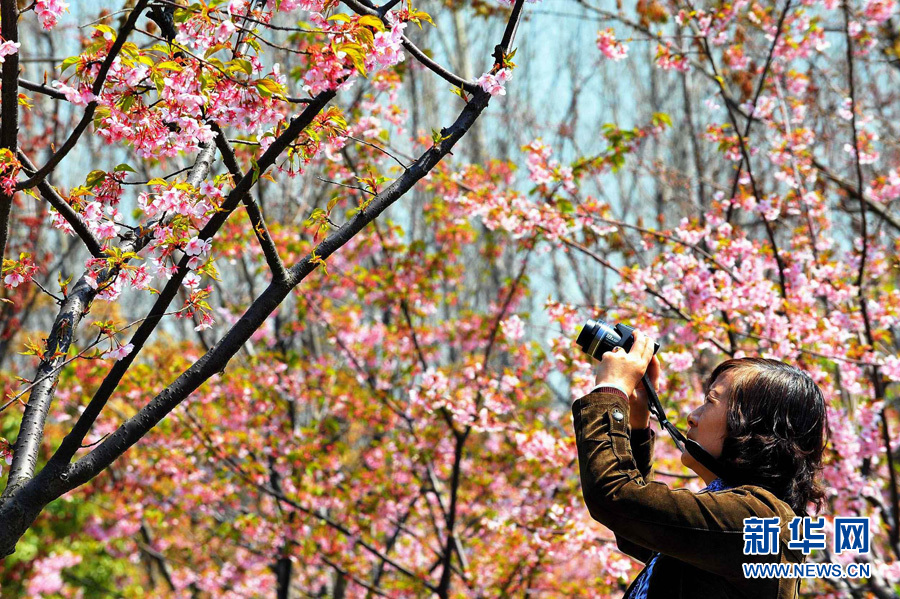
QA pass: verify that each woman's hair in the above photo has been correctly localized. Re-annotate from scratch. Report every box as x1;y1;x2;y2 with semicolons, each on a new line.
707;358;828;516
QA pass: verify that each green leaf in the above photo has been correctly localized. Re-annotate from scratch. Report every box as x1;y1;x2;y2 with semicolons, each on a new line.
358;15;385;31
652;112;672;127
86;170;107;188
339;44;368;77
93;24;117;38
156;61;183;72
59;56;80;74
114;163;137;173
118;95;135;113
229;58;254;76
556;199;574;213
255;78;285;98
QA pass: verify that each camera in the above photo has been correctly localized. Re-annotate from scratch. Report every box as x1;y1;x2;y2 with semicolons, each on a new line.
576;318;659;360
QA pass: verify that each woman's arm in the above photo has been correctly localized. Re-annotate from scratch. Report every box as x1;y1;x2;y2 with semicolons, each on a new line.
573;390;798;578
612;426;657;563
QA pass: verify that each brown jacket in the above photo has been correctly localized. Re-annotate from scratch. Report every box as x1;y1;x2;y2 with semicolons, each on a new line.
572;390;804;599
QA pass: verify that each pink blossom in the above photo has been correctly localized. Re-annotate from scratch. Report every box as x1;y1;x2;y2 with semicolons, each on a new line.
864;0;893;23
883;355;900;382
184;236;212;257
52;81;96;105
0;40;19;64
3;272;25;288
25;551;82;595
35;0;69;30
102;343;134;361
514;429;569;467
81;201;103;222
476;68;513;97
500;315;525;341
655;42;691;72
214;19;237;44
194;312;214;331
596;28;628;61
372;18;406;68
273;0;326;11
659;350;694;372
93;221;120;240
183;272;202;289
130;266;151;290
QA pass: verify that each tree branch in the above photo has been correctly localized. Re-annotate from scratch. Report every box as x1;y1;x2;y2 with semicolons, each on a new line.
56;79;494;503
2;141;217;494
811;157;900;234
700;36;788;300
842;0;900;559
0;0;20;266
18;78;67;101
17;151;104;257
210;122;289;283
723;0;793;218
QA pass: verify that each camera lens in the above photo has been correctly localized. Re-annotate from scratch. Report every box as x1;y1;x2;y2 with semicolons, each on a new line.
576;318;622;359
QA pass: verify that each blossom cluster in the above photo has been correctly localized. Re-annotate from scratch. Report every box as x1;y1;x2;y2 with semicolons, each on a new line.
0;39;19;64
302;11;408;95
476;68;513;96
35;0;69;30
596;28;628;61
2;253;37;290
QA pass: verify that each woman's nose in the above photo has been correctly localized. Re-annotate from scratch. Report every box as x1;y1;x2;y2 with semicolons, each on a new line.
687;409;699;429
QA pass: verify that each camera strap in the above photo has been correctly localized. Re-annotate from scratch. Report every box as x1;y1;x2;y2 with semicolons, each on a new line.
641;374;744;486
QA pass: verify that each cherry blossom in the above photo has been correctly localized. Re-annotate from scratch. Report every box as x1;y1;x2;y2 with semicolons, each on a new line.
0;40;19;64
102;343;134;361
596;28;628;61
34;0;69;30
476;68;513;96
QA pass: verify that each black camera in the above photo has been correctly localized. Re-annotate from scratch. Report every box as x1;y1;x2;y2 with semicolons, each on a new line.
576;318;659;360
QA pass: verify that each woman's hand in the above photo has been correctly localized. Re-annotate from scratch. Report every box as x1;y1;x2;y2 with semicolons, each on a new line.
593;330;658;429
628;355;661;430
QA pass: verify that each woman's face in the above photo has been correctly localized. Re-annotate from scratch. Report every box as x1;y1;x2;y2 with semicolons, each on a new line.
681;369;732;476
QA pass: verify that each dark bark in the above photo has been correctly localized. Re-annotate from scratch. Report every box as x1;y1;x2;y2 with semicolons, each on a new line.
0;0;19;266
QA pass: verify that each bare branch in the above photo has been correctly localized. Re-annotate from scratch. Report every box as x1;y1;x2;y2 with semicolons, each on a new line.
210;122;289;283
2;141;217;493
812;158;900;234
17;151;104;257
0;0;20;266
18;78;67;101
842;0;900;558
700;36;788;300
55;81;495;505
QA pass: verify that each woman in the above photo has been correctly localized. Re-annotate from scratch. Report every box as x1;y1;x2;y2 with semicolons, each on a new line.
573;330;827;598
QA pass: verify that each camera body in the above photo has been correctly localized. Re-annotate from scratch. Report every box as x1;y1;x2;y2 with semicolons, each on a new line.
576;318;659;360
